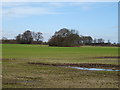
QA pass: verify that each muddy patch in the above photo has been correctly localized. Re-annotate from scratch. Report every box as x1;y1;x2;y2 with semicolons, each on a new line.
1;58;28;61
3;78;35;85
28;62;120;70
1;58;16;60
92;56;120;59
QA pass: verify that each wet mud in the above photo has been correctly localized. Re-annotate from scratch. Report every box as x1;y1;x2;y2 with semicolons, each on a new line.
28;62;120;70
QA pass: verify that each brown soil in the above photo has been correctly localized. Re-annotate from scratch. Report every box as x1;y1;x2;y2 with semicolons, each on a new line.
92;56;120;59
1;58;16;60
28;62;120;70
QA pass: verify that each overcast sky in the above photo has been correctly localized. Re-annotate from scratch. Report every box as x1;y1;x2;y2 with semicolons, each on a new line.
2;2;118;43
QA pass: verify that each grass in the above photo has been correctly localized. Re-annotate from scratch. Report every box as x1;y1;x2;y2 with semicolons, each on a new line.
2;44;118;64
2;44;119;88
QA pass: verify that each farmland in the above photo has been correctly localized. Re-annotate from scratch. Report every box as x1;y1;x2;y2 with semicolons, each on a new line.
2;44;119;88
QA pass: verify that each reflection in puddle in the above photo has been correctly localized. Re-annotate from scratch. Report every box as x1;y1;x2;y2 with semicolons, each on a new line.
64;66;120;71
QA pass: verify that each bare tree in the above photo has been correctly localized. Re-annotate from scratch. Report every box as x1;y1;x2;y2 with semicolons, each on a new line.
80;36;93;44
33;32;43;42
93;38;97;43
97;38;104;43
16;30;43;44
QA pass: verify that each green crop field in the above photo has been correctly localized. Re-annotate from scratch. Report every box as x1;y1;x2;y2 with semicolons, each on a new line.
2;44;119;88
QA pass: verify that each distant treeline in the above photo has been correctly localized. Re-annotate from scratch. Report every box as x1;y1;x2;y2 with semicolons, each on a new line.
1;39;48;45
1;28;119;47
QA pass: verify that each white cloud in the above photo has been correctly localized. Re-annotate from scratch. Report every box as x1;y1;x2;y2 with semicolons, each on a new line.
2;2;65;19
69;2;92;11
48;2;64;7
3;5;61;18
2;2;91;19
81;5;91;11
2;2;26;7
69;2;92;6
2;0;119;2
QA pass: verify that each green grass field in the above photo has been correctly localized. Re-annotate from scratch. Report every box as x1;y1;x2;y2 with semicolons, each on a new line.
2;44;119;88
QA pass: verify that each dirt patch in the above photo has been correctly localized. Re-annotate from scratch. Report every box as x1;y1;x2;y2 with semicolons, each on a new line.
1;58;16;60
92;56;120;59
1;58;28;61
28;62;120;70
3;78;34;85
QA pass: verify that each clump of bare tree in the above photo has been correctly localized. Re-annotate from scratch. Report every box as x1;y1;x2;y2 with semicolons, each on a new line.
16;30;43;44
48;28;81;47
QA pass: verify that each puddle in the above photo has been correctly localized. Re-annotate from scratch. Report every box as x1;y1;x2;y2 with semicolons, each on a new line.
64;66;120;71
28;62;120;71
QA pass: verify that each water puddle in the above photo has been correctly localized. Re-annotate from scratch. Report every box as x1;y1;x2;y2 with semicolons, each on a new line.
64;66;120;71
28;62;120;71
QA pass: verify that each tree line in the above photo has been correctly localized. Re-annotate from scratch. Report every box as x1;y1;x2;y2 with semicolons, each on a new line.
48;28;110;47
2;28;118;46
